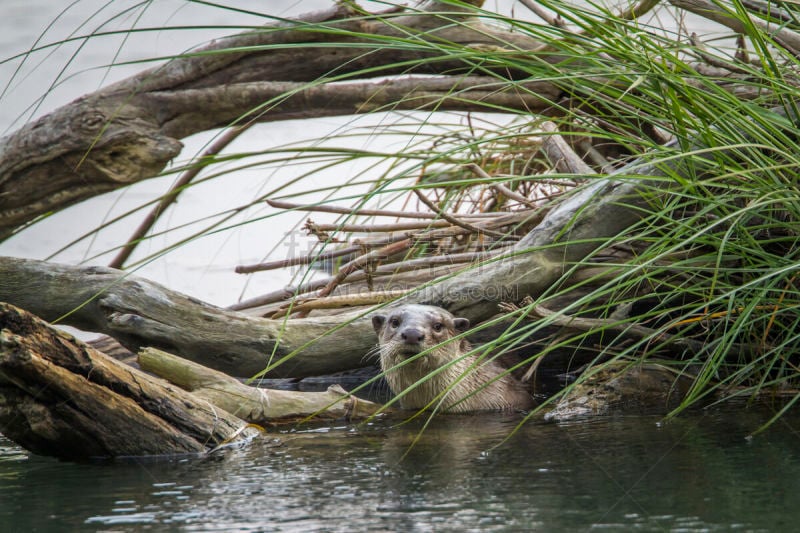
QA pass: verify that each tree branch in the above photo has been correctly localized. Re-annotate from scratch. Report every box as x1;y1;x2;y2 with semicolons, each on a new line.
0;5;553;239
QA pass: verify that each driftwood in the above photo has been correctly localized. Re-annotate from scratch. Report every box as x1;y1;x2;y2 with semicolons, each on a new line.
0;303;387;459
544;363;695;422
0;0;777;241
1;1;798;460
0;120;747;380
138;347;386;424
0;257;372;378
0;302;259;460
0;153;653;380
0;1;560;241
0;86;789;383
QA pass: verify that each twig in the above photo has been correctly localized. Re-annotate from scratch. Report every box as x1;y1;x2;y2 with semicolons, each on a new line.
578;140;614;173
236;244;361;274
231;210;538;310
267;199;442;219
270;290;411;318
689;33;752;75
468;163;538;208
412;188;509;239
735;34;750;65
538;122;594;175
670;0;800;57
306;219;453;234
316;239;413;299
235;234;410;274
228;279;329;311
517;0;566;27
490;182;539;208
230;249;505;311
739;0;797;26
618;0;661;21
108;125;250;269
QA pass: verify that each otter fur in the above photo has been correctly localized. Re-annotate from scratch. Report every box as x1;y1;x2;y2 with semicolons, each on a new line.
372;304;533;413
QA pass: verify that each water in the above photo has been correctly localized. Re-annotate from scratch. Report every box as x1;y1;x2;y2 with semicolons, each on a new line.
1;405;798;531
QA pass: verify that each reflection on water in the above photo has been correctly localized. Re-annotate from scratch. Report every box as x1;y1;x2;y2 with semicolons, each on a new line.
1;405;799;531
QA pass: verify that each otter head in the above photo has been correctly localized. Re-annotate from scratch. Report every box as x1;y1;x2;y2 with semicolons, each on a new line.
372;304;470;366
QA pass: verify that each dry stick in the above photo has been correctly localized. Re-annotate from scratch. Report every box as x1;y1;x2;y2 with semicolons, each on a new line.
517;0;566;27
735;34;751;65
670;0;800;56
739;0;796;25
230;278;329;311
267;199;440;219
235;233;411;274
412;188;509;239
539;121;596;176
236;200;502;272
468;163;538;208
236;244;361;274
578;140;614;173
315;238;413;301
233;249;504;311
307;219;454;233
619;0;661;20
370;249;502;273
491;182;539;207
108;125;250;269
689;33;752;75
313;210;536;301
230;210;536;311
270;290;411;319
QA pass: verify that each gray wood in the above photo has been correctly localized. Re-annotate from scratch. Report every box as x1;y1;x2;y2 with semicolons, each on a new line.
0;2;556;240
0;303;256;459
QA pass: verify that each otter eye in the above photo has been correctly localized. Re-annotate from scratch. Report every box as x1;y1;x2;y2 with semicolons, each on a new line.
389;317;401;328
432;322;443;332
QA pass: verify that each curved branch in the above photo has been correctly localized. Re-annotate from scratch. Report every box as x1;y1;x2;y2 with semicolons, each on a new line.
0;4;551;240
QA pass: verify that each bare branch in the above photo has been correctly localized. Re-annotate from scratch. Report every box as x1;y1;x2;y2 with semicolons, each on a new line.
670;0;800;56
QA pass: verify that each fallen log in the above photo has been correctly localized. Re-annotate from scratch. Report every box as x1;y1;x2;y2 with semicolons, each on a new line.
0;257;373;378
137;347;386;424
0;302;259;460
0;1;559;240
543;362;695;422
0;303;388;459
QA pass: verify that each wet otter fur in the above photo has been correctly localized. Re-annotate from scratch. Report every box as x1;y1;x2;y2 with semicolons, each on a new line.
371;304;534;413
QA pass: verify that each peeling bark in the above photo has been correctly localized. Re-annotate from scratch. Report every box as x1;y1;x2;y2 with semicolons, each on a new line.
0;303;258;460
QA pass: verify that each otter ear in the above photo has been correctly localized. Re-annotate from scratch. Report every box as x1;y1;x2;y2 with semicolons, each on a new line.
453;318;470;332
372;314;386;334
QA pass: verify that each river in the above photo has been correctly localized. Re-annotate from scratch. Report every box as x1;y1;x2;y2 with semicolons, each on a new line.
2;405;798;531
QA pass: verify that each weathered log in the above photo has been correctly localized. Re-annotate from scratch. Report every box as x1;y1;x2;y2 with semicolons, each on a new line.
0;302;258;460
0;2;559;240
138;347;387;424
543;362;695;422
0;257;374;378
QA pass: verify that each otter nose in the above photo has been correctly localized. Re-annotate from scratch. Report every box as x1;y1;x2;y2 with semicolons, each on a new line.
401;328;425;344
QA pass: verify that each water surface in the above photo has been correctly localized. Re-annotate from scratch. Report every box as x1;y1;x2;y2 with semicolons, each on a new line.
2;405;798;531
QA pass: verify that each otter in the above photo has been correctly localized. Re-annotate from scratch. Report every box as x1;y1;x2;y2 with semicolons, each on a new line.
371;304;534;413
